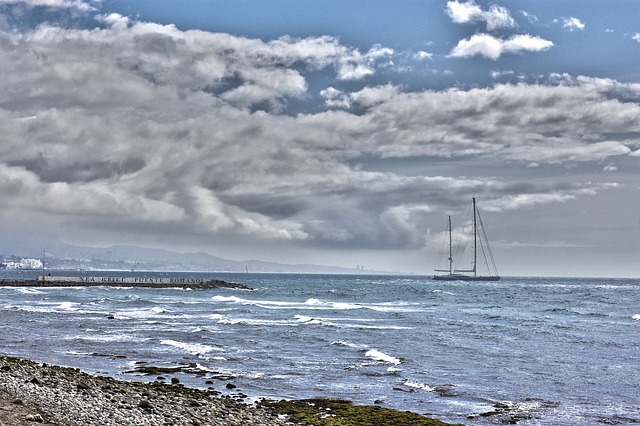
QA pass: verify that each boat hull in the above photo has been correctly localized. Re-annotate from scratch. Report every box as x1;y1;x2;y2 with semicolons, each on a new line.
432;275;500;281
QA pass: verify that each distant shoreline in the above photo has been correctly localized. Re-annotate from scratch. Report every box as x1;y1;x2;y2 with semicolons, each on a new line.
0;277;252;290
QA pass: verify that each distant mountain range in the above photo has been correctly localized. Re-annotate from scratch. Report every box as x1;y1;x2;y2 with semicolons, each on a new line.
12;242;387;274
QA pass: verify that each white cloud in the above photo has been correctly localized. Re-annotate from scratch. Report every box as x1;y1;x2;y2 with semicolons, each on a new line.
561;17;585;31
320;87;350;109
335;44;394;80
0;0;95;11
350;84;402;108
446;0;482;24
633;33;640;43
415;51;433;60
505;141;631;164
320;84;401;110
446;0;516;31
484;4;517;31
519;10;538;24
10;15;391;112
450;33;553;60
490;69;514;79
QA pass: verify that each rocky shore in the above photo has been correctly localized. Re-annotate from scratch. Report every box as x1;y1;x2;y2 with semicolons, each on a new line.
0;356;292;426
0;356;459;426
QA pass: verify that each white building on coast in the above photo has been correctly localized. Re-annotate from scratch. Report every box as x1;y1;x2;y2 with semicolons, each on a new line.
1;258;43;270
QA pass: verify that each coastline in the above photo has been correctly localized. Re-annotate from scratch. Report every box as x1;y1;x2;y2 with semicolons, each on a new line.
0;278;252;290
0;356;459;426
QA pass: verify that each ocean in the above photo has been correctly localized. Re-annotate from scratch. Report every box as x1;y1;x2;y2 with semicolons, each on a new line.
1;270;639;425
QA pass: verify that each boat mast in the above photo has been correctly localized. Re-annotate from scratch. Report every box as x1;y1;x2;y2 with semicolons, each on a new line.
447;215;453;275
472;197;477;277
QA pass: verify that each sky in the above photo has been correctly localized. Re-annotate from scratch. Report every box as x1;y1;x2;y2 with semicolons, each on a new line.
0;0;639;277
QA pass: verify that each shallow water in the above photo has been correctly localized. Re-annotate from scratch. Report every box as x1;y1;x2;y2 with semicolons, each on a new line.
1;271;639;425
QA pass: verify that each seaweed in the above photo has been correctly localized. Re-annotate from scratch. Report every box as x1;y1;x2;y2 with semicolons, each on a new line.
258;398;464;426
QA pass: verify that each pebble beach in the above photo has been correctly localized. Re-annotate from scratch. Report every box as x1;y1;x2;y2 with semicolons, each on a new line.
0;356;294;426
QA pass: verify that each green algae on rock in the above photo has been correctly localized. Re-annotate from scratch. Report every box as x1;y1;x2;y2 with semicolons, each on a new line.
257;398;464;426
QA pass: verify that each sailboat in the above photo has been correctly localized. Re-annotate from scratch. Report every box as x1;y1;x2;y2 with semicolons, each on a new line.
433;198;500;281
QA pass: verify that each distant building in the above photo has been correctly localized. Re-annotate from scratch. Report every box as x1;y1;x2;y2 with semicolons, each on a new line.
1;258;43;270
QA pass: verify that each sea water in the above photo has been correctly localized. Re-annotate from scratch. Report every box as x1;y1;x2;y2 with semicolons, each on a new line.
1;271;639;425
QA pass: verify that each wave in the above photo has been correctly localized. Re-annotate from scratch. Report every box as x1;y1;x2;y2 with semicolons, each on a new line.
71;333;151;343
294;315;410;330
4;301;96;314
14;287;46;294
330;340;369;350
114;306;194;320
404;379;436;392
211;295;419;313
65;350;96;356
365;349;401;365
216;316;300;327
159;339;222;355
633;314;640;321
433;289;456;295
208;312;409;330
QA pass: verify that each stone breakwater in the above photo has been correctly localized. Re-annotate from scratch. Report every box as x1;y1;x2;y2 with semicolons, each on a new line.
0;356;294;426
0;278;251;290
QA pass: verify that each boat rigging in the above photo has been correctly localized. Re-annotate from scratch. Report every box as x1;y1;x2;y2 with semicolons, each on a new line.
433;197;500;281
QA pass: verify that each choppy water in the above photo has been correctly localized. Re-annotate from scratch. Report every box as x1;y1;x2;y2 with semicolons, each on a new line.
1;270;639;425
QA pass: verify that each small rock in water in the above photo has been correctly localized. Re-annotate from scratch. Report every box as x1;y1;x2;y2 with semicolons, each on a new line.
171;377;180;384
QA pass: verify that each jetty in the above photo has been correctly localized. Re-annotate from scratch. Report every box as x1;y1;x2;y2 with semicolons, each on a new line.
0;276;251;290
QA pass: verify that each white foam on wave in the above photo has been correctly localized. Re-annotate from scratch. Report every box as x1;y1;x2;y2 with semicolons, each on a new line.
6;301;82;314
212;295;246;303
15;288;46;294
404;379;435;392
364;301;422;313
115;306;196;320
160;339;223;355
295;315;410;330
65;350;95;356
330;340;370;350
72;333;151;343
211;295;417;312
365;349;401;365
213;313;408;329
633;314;640;321
217;317;300;326
294;315;323;325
